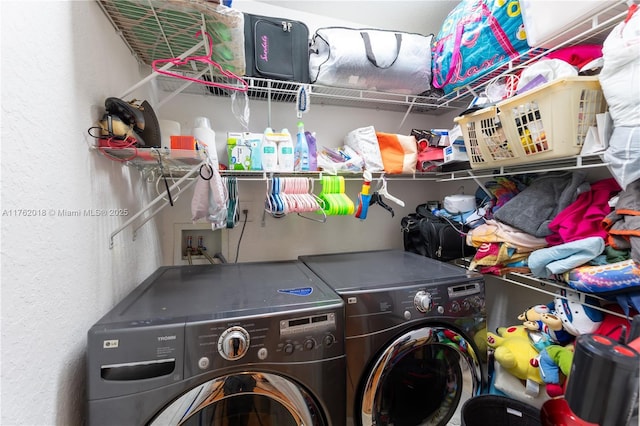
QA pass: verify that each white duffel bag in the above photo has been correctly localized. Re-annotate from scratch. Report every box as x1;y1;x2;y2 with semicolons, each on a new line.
599;5;640;127
309;27;433;95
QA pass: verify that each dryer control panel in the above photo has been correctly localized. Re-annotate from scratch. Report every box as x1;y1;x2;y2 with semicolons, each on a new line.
343;279;485;337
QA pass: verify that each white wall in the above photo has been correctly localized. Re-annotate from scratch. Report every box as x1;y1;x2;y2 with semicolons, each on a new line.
156;94;462;264
0;1;465;424
1;2;164;425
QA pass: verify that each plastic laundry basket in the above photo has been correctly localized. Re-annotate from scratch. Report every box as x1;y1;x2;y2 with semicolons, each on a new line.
461;395;541;426
455;76;607;170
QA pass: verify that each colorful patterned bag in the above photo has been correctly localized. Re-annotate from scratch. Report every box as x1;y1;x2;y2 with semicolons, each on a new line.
431;0;530;94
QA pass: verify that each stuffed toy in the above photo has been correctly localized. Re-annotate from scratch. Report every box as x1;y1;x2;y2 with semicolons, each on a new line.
518;304;552;323
523;312;575;345
553;290;604;336
535;345;575;397
487;325;543;386
522;291;604;345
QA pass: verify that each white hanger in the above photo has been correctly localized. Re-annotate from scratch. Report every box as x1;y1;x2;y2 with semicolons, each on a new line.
377;175;405;207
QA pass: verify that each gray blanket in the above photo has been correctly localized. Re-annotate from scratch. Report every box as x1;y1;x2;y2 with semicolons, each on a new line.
493;171;588;237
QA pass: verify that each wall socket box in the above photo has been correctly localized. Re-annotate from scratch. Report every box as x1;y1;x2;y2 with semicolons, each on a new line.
173;223;224;265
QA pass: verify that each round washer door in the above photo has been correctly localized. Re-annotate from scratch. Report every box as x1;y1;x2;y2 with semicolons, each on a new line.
150;372;326;426
360;326;483;426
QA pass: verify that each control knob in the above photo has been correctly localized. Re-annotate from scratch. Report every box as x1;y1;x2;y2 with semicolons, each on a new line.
414;291;433;313
218;326;250;360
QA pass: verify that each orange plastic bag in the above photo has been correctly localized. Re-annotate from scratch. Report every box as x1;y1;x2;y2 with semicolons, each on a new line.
375;132;418;174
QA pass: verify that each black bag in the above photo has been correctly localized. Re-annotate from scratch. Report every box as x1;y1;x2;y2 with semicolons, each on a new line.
244;13;310;83
401;204;476;261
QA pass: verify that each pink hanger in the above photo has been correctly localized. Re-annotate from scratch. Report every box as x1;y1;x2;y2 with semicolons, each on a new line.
152;31;249;92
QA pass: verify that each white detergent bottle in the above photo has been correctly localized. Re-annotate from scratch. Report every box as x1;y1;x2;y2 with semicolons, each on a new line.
261;128;279;172
278;128;295;172
192;117;218;168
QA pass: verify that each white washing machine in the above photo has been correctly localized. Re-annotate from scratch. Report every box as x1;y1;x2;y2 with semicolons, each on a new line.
87;261;346;426
301;249;487;426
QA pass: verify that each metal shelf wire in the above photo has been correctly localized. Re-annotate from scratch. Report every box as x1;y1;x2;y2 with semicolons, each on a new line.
97;0;630;115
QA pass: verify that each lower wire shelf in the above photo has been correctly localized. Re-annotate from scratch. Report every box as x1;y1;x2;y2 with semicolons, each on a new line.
451;257;629;319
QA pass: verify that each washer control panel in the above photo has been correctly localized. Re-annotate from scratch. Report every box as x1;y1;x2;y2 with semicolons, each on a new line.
183;309;343;377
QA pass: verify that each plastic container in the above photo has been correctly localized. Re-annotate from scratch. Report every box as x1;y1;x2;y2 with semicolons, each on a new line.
294;121;309;172
306;131;318;171
461;395;541;426
520;0;618;48
192;117;218;167
455;77;607;169
277;128;294;172
261;128;279;172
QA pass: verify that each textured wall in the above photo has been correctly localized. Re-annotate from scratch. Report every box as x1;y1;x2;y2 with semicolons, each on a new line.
1;2;163;424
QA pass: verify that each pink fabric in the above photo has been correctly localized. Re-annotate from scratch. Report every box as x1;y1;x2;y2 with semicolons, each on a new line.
545;44;603;70
546;178;622;246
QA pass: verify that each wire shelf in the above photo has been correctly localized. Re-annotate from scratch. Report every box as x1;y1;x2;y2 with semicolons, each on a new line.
97;0;630;115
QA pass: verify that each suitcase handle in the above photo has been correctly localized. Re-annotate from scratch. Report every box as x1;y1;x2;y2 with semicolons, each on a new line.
360;32;402;69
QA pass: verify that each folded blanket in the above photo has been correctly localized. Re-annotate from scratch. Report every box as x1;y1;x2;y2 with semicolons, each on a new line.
529;236;605;279
494;171;588;237
467;219;547;252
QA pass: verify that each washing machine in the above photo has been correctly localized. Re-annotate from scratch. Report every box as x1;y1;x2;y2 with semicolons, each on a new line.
87;261;346;426
300;249;487;426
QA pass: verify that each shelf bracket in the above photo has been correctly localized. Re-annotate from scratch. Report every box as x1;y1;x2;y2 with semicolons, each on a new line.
109;160;205;249
118;38;207;101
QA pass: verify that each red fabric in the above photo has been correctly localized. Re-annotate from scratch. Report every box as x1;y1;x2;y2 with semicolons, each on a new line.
546;178;621;246
593;304;636;341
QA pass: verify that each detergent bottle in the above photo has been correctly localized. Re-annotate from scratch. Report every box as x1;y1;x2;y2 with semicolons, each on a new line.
192;117;218;168
294;121;309;172
305;131;318;171
261;128;278;172
278;128;295;172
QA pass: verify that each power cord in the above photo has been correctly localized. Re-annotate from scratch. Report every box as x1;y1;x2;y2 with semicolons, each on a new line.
234;209;248;263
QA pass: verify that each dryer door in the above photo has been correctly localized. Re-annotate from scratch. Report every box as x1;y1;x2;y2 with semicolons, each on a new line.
150;372;326;426
360;326;483;426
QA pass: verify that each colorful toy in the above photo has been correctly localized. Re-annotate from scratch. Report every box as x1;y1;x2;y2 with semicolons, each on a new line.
553;290;604;336
535;345;575;397
517;304;552;323
487;325;543;385
523;312;575;345
521;291;604;346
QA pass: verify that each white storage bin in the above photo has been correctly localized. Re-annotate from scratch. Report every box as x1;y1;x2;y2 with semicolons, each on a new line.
520;0;621;48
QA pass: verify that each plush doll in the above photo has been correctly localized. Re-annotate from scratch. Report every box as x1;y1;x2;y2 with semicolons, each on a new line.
553;290;604;336
523;312;575;345
522;291;604;345
535;345;575;397
487;325;543;386
518;304;552;324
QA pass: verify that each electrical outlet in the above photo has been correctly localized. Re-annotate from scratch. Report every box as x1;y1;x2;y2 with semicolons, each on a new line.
237;201;254;223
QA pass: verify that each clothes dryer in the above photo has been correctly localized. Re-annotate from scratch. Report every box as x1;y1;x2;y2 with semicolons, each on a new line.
87;261;345;426
300;249;487;426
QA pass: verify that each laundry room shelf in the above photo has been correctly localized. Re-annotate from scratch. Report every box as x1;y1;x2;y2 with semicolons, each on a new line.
452;258;630;320
436;154;609;182
98;146;207;176
97;0;631;115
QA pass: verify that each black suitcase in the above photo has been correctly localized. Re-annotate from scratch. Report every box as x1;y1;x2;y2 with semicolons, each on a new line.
244;13;310;83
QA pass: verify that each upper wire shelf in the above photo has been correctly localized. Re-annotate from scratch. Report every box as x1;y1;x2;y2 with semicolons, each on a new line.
97;0;630;115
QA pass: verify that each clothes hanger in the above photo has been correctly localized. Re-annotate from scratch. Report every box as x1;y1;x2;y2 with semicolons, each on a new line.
377;174;405;207
151;31;249;93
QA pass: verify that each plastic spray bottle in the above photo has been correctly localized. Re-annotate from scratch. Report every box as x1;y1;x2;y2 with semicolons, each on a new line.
294;121;309;172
